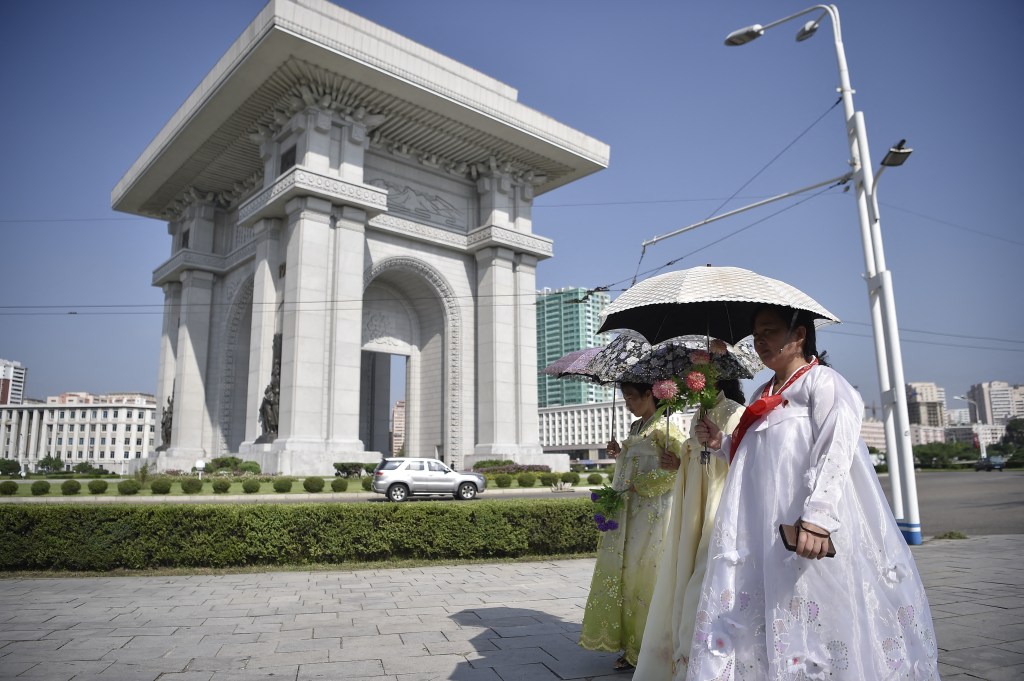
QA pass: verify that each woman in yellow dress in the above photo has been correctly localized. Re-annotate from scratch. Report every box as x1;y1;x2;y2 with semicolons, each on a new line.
579;381;684;671
632;380;745;680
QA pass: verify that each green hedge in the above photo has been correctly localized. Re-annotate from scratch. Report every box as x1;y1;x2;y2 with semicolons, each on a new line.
0;499;598;571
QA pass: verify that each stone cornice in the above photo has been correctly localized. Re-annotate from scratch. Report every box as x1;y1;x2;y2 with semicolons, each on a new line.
237;167;388;226
151;241;258;287
466;225;553;260
368;214;468;249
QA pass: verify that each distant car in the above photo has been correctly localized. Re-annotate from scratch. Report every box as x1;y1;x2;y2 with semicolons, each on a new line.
371;458;487;501
974;456;1005;472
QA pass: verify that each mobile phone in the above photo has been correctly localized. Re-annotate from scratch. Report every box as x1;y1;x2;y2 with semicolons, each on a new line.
779;523;836;558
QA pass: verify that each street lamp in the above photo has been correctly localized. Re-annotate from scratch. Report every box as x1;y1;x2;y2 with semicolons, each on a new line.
954;395;987;459
724;5;923;544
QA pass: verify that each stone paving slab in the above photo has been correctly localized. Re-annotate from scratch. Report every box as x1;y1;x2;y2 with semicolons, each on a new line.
0;534;1020;680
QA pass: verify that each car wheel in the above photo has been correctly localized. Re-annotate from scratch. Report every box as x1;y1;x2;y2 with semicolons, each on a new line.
387;484;409;502
455;482;477;500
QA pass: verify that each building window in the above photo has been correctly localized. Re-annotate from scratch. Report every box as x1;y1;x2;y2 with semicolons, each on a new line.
280;145;297;174
180;229;190;250
123;453;129;460
103;410;108;418
136;439;142;446
59;411;65;418
113;410;119;418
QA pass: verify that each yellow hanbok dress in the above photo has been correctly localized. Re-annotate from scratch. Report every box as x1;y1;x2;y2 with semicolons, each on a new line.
633;394;745;680
579;414;685;666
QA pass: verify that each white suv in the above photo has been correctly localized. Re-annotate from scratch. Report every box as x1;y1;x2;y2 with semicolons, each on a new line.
371;458;487;502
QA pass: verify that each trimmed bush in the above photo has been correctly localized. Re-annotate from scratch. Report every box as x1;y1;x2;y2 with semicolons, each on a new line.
539;472;558;486
87;479;108;495
117;479;141;495
587;473;604;485
211;479;232;494
31;481;50;496
494;474;512;488
273;479;293;493
239;461;261;474
0;498;600;570
0;481;18;495
516;473;536;488
303;477;325;493
0;459;23;476
60;480;82;495
560;472;580;485
242;479;261;494
361;477;373;491
331;477;348;492
150;478;172;495
472;459;515;470
180;478;204;494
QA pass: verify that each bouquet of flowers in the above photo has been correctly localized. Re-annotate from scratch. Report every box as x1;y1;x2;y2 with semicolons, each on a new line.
590;485;624;531
649;347;721;421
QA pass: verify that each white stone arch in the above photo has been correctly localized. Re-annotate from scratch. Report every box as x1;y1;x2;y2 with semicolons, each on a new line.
362;256;462;463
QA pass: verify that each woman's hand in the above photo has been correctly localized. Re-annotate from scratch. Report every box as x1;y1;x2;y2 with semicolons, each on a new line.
658;448;680;471
606;439;621;459
796;520;832;560
694;416;723;450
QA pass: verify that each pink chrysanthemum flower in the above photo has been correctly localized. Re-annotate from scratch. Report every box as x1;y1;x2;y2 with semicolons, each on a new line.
709;339;728;355
685;371;707;392
652;379;679;400
689;350;712;364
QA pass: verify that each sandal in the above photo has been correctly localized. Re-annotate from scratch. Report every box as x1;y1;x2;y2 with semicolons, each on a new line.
613;656;634;671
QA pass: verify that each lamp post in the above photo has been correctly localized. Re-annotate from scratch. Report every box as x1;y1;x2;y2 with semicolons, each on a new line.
725;5;922;544
954;395;987;459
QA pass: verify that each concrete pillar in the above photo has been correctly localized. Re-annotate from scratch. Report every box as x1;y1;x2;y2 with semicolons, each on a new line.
275;196;333;464
168;269;215;463
474;246;519;454
326;205;367;455
242;218;282;445
156;281;181;445
514;254;542;453
359;351;391;454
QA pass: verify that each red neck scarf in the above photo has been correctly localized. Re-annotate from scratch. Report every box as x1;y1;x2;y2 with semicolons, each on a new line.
729;358;818;463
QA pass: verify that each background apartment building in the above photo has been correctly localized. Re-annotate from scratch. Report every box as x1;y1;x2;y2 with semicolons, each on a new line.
967;381;1022;425
0;392;157;472
536;287;614;407
906;381;946;427
0;359;27;405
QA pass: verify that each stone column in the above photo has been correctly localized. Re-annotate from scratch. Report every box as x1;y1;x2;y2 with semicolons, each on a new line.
242;218;282;446
156;281;181;445
28;409;41;461
474;246;519;455
326;205;367;458
514;253;543;455
167;269;215;465
274;196;333;470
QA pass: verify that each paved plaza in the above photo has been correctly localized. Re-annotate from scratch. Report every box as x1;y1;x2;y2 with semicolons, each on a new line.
0;534;1021;680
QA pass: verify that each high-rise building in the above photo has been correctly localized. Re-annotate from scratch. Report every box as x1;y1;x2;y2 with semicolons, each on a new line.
390;400;406;456
905;381;946;428
0;360;27;405
536;287;614;407
967;381;1016;425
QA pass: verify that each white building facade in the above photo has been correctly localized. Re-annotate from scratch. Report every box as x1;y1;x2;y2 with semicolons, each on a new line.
0;392;156;473
539;401;694;461
967;381;1017;425
111;0;608;475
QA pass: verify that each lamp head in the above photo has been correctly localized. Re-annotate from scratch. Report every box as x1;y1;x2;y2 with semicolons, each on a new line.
881;139;913;167
795;20;820;42
725;24;764;46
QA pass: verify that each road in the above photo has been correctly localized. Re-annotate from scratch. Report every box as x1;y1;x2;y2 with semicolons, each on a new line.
880;469;1024;538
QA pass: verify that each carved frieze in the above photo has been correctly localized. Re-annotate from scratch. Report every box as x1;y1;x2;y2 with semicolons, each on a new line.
467;225;553;259
366;179;465;230
237;167;388;226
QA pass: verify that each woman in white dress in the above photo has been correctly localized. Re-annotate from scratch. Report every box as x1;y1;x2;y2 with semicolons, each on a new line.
579;382;684;671
687;305;939;680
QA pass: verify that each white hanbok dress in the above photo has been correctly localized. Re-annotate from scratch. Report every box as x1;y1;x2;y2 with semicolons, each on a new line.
686;365;940;681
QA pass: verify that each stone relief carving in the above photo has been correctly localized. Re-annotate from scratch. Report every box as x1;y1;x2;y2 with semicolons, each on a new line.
369;214;467;249
363;311;398;346
217;272;254;455
367;179;464;229
363;257;462;464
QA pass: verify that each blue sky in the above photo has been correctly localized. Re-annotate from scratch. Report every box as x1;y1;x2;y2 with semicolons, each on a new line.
2;0;1022;414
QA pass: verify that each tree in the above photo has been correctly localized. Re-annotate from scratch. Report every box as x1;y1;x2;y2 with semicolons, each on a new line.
913;441;972;468
1002;418;1024;447
0;459;21;476
37;455;64;473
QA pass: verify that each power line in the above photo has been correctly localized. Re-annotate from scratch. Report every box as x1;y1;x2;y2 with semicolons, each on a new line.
822;328;1024;353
